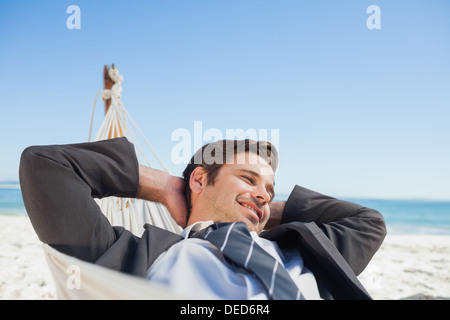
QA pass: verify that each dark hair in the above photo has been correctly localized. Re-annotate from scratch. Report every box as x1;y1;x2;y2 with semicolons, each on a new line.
182;139;278;213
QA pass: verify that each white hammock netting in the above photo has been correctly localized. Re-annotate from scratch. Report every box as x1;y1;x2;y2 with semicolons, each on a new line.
89;65;182;236
44;66;184;299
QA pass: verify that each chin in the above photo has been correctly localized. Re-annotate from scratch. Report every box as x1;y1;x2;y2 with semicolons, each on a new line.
243;220;262;233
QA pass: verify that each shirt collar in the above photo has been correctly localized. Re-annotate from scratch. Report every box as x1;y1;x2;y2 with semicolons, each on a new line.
181;220;214;239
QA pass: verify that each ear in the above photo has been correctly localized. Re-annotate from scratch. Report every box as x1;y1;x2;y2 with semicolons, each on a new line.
189;166;207;195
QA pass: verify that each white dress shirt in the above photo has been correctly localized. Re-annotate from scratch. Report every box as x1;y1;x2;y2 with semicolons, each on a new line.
146;221;322;300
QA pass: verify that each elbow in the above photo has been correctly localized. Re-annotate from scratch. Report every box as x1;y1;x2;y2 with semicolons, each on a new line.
371;208;388;240
19;145;60;212
19;146;49;186
19;146;40;186
362;207;388;249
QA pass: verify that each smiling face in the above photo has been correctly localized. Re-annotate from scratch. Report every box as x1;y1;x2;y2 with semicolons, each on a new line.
188;152;275;233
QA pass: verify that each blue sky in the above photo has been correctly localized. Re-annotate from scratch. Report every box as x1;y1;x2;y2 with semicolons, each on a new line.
0;0;449;200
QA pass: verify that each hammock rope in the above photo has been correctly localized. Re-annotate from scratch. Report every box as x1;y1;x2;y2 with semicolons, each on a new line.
87;65;181;235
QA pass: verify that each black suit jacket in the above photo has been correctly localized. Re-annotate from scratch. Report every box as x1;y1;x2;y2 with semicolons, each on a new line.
19;137;386;300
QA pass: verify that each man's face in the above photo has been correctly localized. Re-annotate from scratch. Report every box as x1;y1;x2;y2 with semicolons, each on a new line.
200;152;275;233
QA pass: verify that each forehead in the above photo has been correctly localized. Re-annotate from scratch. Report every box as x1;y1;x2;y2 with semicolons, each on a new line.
225;152;275;179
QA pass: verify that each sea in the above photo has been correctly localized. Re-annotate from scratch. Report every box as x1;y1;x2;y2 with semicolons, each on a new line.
1;183;449;235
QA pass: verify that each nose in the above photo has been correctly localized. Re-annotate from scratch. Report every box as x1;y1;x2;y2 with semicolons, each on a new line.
251;184;271;206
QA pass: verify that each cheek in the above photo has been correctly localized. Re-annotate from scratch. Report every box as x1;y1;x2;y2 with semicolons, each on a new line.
207;185;236;208
262;206;270;222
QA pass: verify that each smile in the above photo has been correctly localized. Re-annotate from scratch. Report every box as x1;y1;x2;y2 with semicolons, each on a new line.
238;201;262;221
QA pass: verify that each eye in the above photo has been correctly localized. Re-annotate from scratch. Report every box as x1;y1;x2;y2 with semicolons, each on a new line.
241;175;254;184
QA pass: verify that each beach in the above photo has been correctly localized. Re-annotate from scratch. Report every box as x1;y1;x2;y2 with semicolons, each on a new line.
0;214;449;300
0;215;56;299
358;233;450;300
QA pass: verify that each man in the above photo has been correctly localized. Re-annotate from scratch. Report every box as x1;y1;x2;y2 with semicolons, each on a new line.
19;137;386;300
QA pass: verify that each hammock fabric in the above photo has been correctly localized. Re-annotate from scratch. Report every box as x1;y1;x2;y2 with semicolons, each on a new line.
43;244;182;299
89;65;182;236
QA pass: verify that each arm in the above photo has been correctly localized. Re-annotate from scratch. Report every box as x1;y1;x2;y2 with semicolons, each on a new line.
265;201;285;229
136;165;188;228
277;185;386;275
19;137;140;262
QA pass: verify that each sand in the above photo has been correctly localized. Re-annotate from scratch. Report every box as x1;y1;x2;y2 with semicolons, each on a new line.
0;215;449;300
0;215;56;299
358;233;450;300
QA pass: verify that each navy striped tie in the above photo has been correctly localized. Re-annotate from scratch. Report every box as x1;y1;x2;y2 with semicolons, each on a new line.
191;222;303;300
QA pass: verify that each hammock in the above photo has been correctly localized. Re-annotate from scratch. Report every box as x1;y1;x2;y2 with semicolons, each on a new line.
44;65;183;299
88;65;182;236
43;244;182;299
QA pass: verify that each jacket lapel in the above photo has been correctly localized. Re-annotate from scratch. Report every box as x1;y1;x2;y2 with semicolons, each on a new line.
261;222;372;300
132;224;183;277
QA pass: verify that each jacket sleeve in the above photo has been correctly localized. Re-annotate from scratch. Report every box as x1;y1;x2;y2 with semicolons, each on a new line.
281;185;387;275
19;137;140;263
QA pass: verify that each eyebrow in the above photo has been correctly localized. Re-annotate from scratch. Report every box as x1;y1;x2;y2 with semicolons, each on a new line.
236;169;275;201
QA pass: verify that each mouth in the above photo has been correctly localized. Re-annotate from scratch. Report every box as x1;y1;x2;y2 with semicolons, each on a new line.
237;200;263;221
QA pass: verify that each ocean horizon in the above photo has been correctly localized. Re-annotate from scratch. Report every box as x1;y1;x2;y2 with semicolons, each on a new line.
2;183;449;235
